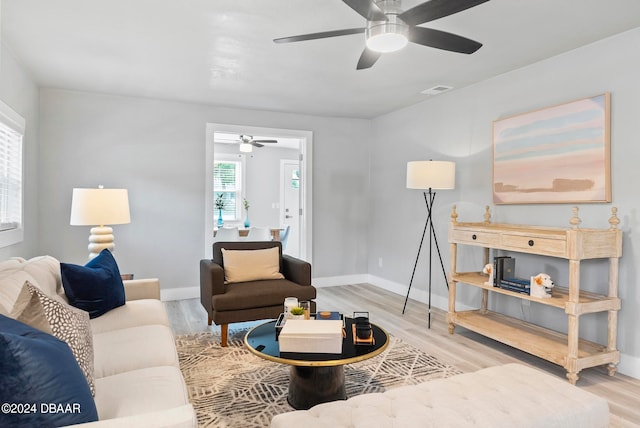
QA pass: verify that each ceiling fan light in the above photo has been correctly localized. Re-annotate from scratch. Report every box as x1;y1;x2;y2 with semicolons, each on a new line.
239;142;253;153
367;32;407;52
365;17;408;53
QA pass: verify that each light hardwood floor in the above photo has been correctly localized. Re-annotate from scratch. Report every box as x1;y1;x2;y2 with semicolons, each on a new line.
165;283;640;427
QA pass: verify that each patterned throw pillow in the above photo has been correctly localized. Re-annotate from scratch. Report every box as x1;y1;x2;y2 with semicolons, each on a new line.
16;281;95;395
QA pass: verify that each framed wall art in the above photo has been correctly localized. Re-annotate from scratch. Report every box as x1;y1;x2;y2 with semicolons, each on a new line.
492;93;611;204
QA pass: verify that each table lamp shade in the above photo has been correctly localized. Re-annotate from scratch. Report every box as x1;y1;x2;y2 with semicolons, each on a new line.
70;188;130;226
406;161;455;190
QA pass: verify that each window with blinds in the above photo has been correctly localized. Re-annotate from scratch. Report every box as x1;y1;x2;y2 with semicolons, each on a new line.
0;100;24;248
213;159;242;220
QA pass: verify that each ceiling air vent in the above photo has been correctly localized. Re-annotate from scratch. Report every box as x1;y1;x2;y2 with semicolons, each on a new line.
421;85;453;95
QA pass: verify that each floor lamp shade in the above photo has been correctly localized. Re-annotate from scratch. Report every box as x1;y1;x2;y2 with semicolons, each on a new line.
406;161;455;190
70;187;131;258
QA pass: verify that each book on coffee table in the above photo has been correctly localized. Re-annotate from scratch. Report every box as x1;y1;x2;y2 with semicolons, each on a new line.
314;311;341;321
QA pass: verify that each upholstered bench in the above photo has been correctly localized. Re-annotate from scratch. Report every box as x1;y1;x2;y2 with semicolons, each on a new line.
270;363;609;428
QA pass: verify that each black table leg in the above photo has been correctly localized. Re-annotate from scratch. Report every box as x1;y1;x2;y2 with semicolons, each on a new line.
287;365;346;410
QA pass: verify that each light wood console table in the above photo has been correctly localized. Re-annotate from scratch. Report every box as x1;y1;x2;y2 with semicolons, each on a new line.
447;205;622;384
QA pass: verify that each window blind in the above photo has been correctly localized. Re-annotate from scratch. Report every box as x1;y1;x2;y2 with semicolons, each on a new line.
0;100;24;246
213;160;241;220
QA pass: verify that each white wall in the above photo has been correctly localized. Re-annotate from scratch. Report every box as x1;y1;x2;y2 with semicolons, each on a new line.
0;44;39;259
368;28;640;377
37;89;372;291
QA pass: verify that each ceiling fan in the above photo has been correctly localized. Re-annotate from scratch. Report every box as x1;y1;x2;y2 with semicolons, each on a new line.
238;135;278;148
236;135;279;153
274;0;489;70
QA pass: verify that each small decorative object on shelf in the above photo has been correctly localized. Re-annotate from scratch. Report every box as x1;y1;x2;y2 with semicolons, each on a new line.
482;263;493;285
529;273;555;298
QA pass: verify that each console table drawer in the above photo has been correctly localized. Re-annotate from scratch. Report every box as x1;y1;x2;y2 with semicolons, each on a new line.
450;229;500;246
501;234;566;257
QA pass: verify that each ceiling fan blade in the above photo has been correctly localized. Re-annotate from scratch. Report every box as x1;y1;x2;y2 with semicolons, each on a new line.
356;48;382;70
251;142;264;148
408;26;482;54
399;0;489;26
342;0;387;21
274;28;365;43
252;139;278;144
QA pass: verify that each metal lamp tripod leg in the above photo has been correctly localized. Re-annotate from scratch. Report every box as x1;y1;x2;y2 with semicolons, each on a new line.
402;189;450;329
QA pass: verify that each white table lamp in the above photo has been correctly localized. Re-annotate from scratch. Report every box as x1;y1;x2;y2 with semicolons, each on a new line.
70;186;131;259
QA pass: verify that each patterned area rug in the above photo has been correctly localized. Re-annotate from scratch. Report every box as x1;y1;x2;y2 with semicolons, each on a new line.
176;328;461;428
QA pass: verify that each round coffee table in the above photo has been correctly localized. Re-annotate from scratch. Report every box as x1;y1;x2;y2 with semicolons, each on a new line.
244;317;389;410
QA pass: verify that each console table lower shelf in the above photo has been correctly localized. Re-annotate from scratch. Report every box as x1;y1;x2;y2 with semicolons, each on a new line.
448;310;619;381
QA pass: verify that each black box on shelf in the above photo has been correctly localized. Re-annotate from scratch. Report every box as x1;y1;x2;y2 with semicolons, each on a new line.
493;256;513;286
502;258;515;282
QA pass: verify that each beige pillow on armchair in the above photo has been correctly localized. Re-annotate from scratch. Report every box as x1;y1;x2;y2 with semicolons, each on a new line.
221;247;285;283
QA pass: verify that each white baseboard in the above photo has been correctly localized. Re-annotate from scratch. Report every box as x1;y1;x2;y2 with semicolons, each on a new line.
366;274;478;312
311;274;369;288
161;286;199;301
618;353;640;380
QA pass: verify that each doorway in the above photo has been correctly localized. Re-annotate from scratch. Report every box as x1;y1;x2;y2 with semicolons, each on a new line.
205;123;313;262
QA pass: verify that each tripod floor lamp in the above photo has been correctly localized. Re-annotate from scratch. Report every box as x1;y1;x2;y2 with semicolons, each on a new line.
403;160;455;328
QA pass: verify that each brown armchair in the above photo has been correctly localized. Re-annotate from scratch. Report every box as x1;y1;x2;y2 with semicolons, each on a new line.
200;241;316;346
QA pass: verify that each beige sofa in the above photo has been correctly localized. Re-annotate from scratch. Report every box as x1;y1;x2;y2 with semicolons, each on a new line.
271;364;609;428
0;255;196;428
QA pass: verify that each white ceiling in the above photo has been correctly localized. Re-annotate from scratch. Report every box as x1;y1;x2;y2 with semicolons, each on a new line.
3;0;640;119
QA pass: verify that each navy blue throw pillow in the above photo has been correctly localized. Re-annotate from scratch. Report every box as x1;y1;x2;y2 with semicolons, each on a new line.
61;249;125;318
0;314;98;427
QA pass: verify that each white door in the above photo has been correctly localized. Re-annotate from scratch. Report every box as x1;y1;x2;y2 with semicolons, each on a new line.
280;160;300;257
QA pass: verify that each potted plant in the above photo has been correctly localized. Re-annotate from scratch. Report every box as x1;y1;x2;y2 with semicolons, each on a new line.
215;194;225;227
290;306;305;319
243;198;250;228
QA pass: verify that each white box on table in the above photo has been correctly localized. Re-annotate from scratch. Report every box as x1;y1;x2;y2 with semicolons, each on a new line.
278;319;343;354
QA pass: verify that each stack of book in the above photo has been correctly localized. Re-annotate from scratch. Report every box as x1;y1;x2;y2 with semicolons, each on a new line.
491;256;530;295
499;277;530;295
492;256;515;286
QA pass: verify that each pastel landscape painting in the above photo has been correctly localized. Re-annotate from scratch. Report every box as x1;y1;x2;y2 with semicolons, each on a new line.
492;93;610;204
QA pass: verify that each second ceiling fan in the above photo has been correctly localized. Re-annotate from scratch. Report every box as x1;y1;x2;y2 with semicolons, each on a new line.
238;135;278;148
274;0;489;70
